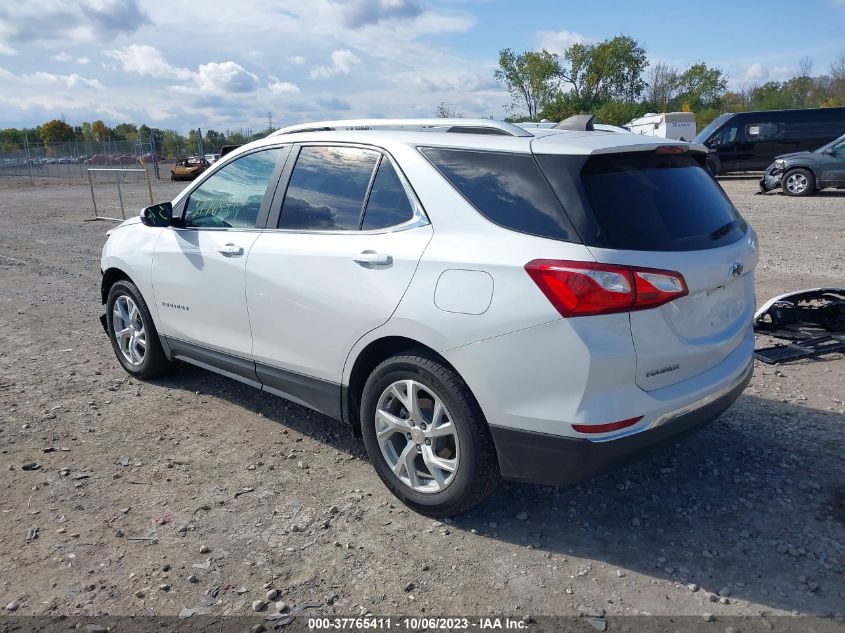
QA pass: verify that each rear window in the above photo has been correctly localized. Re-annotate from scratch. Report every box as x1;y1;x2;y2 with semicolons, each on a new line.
538;153;747;252
420;147;576;242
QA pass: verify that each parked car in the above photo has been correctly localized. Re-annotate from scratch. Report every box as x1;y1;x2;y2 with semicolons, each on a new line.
695;107;845;175
140;152;168;163
99;117;757;516
204;153;220;164
759;132;845;196
170;157;210;181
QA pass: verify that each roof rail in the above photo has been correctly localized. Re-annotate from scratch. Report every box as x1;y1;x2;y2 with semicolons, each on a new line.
270;118;533;138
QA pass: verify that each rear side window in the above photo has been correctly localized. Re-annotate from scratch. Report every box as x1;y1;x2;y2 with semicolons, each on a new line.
538;153;746;252
362;159;414;230
279;146;379;230
420;147;576;242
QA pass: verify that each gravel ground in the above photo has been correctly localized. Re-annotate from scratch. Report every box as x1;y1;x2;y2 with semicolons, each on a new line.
0;175;843;622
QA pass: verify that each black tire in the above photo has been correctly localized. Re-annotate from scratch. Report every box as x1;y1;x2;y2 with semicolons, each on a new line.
705;157;719;177
360;351;500;517
782;168;815;197
105;279;172;379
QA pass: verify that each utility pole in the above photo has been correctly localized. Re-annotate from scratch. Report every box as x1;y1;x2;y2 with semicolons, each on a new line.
267;111;273;133
23;131;33;185
150;130;160;180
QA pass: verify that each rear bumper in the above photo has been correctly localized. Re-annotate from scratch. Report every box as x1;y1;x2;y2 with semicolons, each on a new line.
489;361;752;487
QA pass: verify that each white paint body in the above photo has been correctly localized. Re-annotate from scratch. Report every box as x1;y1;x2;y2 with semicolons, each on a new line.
101;123;756;447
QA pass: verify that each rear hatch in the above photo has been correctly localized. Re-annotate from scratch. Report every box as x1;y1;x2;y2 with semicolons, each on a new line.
535;147;757;391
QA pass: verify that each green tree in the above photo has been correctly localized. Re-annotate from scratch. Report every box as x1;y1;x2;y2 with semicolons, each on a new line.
674;63;727;110
748;82;793;110
205;129;225;150
112;122;139;142
594;99;648;126
39;119;75;145
91;120;109;142
495;48;561;120
559;36;648;109
539;91;585;121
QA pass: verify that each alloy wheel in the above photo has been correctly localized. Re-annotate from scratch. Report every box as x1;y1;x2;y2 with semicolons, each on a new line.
375;379;460;493
785;172;808;194
112;294;146;366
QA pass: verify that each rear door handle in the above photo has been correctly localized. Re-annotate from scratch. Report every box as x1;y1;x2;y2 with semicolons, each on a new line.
352;251;392;267
219;243;244;256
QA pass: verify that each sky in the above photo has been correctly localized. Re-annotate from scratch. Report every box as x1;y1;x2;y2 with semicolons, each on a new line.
0;0;843;133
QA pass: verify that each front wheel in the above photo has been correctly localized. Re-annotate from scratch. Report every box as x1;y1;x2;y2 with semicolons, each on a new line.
360;352;500;517
106;280;172;379
783;168;815;196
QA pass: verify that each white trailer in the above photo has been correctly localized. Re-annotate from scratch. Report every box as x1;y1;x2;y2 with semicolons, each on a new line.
626;112;697;141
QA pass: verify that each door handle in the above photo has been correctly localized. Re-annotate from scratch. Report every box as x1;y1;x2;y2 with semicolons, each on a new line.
219;243;244;256
352;251;392;267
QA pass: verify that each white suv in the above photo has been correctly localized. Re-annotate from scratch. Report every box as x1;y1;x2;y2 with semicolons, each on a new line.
99;117;757;516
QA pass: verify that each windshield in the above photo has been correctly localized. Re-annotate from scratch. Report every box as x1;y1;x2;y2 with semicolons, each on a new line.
693;113;733;144
815;133;845;153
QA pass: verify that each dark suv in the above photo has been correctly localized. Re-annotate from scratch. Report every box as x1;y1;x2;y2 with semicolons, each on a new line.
759;133;845;196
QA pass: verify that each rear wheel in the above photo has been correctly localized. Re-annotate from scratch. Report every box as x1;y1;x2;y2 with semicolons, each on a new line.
360;352;499;517
783;168;815;196
106;280;172;379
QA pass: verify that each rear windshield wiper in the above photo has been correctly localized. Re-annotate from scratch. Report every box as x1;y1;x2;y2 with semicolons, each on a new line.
709;219;746;241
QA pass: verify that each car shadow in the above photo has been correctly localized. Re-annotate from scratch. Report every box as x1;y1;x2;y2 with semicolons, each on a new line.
153;364;845;616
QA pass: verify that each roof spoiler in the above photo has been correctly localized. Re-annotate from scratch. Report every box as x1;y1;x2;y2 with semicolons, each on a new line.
553;115;595;131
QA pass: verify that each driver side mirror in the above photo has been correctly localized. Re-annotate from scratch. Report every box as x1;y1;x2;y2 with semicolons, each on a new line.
141;201;173;227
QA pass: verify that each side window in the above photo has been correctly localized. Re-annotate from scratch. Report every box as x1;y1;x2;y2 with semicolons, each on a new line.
279;146;379;230
361;159;414;230
421;147;575;242
184;148;284;229
710;125;737;147
745;122;783;142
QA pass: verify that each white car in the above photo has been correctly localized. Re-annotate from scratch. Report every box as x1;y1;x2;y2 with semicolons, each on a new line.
100;118;757;516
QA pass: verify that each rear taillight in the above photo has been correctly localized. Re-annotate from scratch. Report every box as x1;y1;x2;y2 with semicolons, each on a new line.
572;416;643;434
525;259;688;317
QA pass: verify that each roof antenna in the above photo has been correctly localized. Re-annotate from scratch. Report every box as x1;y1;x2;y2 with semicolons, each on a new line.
554;114;595;131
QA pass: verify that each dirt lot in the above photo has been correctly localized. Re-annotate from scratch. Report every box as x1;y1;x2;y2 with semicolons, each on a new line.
0;175;843;623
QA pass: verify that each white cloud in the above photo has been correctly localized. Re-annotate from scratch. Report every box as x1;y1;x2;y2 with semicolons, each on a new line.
535;29;591;55
289;55;307;66
310;49;361;79
0;43;17;55
52;51;92;64
33;71;103;89
744;62;766;81
193;61;258;93
268;76;301;96
104;44;192;80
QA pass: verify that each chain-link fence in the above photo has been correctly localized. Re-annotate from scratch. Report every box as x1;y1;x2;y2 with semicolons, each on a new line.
0;135;170;181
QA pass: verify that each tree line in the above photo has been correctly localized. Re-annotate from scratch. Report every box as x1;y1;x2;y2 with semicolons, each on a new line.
494;35;845;127
0;119;268;158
